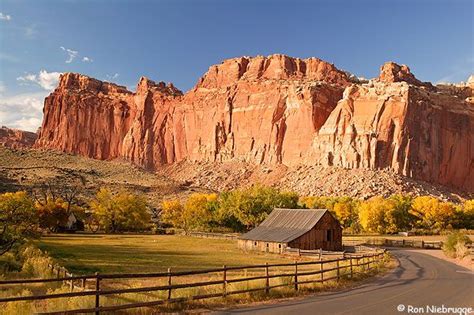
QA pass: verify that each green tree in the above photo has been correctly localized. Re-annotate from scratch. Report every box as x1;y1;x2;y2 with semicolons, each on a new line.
388;194;415;231
219;185;299;230
0;192;38;255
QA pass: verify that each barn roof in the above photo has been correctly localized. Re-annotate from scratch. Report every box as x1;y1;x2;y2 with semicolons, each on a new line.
239;208;329;243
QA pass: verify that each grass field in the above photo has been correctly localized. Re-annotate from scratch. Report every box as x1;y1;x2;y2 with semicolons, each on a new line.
37;234;294;274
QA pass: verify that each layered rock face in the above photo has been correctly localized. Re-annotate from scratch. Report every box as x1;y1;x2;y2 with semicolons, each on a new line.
0;126;37;149
35;55;474;192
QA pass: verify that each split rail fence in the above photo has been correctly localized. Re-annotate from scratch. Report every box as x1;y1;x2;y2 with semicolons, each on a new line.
0;251;386;314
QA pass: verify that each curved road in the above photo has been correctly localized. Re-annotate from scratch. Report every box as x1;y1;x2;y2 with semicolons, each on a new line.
214;249;473;315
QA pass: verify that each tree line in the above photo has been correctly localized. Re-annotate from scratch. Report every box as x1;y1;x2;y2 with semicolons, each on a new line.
1;183;473;255
162;186;474;234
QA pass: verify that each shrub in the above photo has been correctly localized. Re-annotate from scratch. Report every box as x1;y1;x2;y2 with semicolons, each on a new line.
442;231;472;259
19;245;54;278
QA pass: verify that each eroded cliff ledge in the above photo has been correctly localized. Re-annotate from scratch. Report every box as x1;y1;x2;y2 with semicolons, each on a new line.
35;55;474;192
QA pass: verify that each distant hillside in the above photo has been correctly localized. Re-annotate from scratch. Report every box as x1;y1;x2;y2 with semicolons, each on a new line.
1;147;471;204
0;147;208;207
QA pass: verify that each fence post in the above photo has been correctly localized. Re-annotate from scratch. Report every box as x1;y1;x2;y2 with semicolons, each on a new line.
94;272;100;315
69;273;74;292
350;257;353;278
56;266;60;279
222;265;227;298
82;277;86;290
336;259;340;281
320;261;324;283
167;268;172;300
319;248;322;261
298;248;301;257
402;239;405;247
265;263;269;294
421;240;424;249
367;255;371;270
294;261;298;291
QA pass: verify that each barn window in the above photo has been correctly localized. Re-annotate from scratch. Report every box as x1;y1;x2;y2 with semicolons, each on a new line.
266;243;269;248
254;241;257;246
278;244;281;248
327;230;332;242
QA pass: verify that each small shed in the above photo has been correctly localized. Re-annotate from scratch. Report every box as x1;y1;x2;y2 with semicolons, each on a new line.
58;212;84;233
238;208;342;253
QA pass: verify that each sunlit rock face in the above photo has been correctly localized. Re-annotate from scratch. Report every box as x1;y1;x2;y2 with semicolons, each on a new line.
35;55;474;192
0;126;37;149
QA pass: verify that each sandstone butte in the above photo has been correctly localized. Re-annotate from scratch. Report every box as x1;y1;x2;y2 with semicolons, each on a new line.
33;54;474;192
0;126;37;149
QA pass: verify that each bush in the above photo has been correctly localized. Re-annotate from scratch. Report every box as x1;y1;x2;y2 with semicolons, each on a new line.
19;245;54;278
442;231;472;259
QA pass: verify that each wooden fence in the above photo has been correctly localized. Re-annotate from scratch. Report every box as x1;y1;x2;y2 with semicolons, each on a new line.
343;238;445;249
0;252;385;314
188;231;239;240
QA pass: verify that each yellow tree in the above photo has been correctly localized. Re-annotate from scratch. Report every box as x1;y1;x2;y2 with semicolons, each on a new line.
358;197;396;234
90;188;150;233
161;199;188;233
184;193;216;230
410;196;455;230
0;191;38;255
35;197;69;232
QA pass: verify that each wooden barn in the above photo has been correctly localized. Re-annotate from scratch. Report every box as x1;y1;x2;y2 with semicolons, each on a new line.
238;208;342;253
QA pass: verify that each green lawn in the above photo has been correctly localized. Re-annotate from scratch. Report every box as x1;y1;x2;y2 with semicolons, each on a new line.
37;234;292;275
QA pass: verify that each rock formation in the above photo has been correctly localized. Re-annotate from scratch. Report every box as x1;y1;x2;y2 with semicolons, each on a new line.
0;126;37;149
34;55;474;192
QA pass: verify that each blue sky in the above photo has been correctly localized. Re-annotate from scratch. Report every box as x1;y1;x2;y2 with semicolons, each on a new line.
0;0;473;131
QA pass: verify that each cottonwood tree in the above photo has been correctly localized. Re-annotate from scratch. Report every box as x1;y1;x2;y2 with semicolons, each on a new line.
410;196;455;230
218;185;299;230
161;193;218;234
0;191;38;255
31;179;86;232
358;197;396;234
89;188;151;233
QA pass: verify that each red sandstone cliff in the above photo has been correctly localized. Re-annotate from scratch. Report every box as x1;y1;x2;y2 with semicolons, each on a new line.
34;55;474;192
0;126;37;149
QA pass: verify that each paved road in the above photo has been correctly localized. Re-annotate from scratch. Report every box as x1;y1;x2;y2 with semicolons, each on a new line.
214;249;473;315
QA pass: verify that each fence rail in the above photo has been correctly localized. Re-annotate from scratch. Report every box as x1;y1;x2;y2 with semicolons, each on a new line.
188;231;239;240
343;238;446;249
0;251;386;314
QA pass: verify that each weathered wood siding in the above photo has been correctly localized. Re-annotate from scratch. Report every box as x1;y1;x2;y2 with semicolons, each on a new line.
288;212;342;251
238;239;287;253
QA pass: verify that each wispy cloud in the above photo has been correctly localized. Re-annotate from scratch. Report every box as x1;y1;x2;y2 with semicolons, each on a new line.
436;57;474;84
82;56;93;62
24;25;37;38
0;91;47;132
17;70;62;90
0;82;6;95
105;73;119;81
0;12;12;21
60;46;79;63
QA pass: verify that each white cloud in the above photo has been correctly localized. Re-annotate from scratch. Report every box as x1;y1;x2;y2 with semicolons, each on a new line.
0;82;6;95
24;25;37;38
82;56;93;62
105;73;119;81
17;70;62;90
0;13;11;21
60;46;79;63
0;92;47;132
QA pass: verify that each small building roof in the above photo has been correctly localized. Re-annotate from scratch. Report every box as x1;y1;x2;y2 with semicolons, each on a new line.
239;208;329;243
